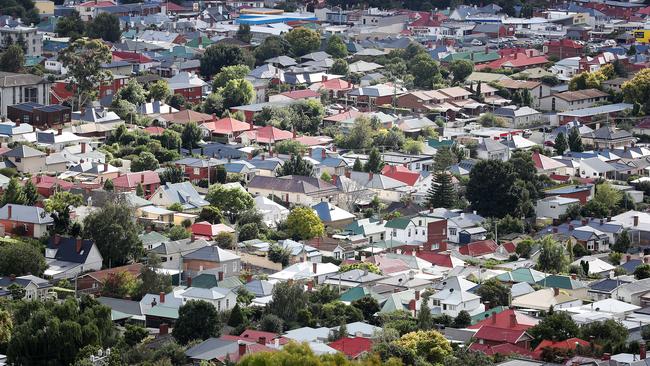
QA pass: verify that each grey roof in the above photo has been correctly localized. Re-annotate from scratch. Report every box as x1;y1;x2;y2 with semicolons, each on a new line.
0;275;51;289
300;51;330;61
326;269;385;283
581;157;615;173
479;138;508;152
248;64;284;80
97;296;143;316
151;238;211;255
0;204;53;224
245;279;274;297
0;71;48;87
158;182;209;209
248;175;339;195
182;286;232;300
4;145;45;158
183;245;240;262
588;125;634;140
185;338;238;361
265;55;297;67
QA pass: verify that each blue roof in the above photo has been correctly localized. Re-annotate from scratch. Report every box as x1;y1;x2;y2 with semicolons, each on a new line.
620;259;643;274
544;185;592;195
588;278;629;292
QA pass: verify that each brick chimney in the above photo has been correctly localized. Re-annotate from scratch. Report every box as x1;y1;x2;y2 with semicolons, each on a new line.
641;342;647;360
76;238;83;253
581;218;588;226
187;277;192;287
7;204;11;219
568;224;574;231
15;118;20;127
634;215;639;226
345;169;351;178
312;262;317;274
159;292;165;303
218;271;224;281
415;290;420;301
307;281;313;292
81;143;86;154
491;313;497;324
141;173;145;183
408;299;416;316
509;312;517;328
239;342;247;356
368;172;374;181
249;121;254;131
322;75;328;82
626;255;631;262
321;149;326;159
645;256;649;264
103;163;108;172
57;128;62;135
552;227;558;233
602;353;611;360
159;323;169;335
553;288;560;296
9;274;15;281
258;336;267;345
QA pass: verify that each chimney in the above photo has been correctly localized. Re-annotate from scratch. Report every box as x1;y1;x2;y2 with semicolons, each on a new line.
76;238;83;253
312;262;317;274
249;121;254;131
141;173;145;184
9;274;15;282
15;118;20;127
415;290;420;301
103;163;108;172
641;342;647;360
552;227;558;233
571;273;577;280
159;323;168;335
261;154;265;160
239;342;247;356
247;153;253;160
187;277;192;287
191;234;196;242
634;216;639;226
408;299;417;316
7;205;11;219
345;169;351;178
331;175;338;185
258;336;267;345
54;234;61;245
81;143;86;154
57;128;62;135
218;271;224;281
322;75;328;82
509;312;517;328
568;224;574;231
645;256;649;264
553;288;560;296
321;149;326;159
368;172;374;181
159;292;165;303
485;46;489;54
627;255;631;262
602;353;611;361
307;281;313;292
581;218;588;226
292;129;296;138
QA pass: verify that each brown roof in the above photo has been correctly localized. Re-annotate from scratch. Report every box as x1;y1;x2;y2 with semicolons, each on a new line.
498;79;541;90
82;263;144;282
551;88;609;102
159;109;213;124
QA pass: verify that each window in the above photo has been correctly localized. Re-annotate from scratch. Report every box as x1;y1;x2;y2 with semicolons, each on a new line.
449;228;457;236
408;229;411;237
23;87;37;103
392;229;397;237
226;299;230;308
193;168;200;175
217;300;221;311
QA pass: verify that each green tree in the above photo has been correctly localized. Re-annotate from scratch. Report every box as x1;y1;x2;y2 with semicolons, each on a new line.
353;158;363;172
238;223;259;242
365;148;384;173
528;311;579;346
44;191;84;234
101;270;138;298
55;10;84;39
58;38;112;109
593;182;622;211
476;278;510;307
85;13;121;42
253;35;290;65
212;65;251;89
449;59;474;84
135;183;144;197
205;184;254;223
123;324;148;346
403;139;424;154
285;28;321;57
0;44;24;72
214;231;235;249
286;206;324;240
22;180;38;206
409;53;443;89
554;132;568;155
568;127;583;152
325;35;347;58
340;116;373;150
417;298;434;330
1;177;25;206
167;225;189;241
180;121;202;150
131;151;159;172
159;164;184;184
259;314;284;333
291;100;324;134
433;147;458;172
83;201;142;267
221;78;255;109
393;330;452;365
612;230;631;253
466;159;518;218
0;241;47;276
276;154;313;177
168;94;186;110
426;172;456;209
275;139;307;155
452;310;471;328
515;239;533;259
320;301;364;327
228;303;245;327
103;179;114;191
352;296;380;322
623;68;650;114
536;236;568;273
148;79;171;102
137;253;172;299
199;44;254;78
635;264;650;280
268;281;307;326
114;78;147;106
173;300;221;345
580;319;628;353
235;24;252;43
330;58;349;75
0;309;12;345
197;206;224;224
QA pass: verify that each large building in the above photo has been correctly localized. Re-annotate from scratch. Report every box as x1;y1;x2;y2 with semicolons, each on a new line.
0;72;52;117
0;23;43;57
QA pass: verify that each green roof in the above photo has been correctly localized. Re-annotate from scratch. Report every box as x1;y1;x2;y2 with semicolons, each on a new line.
111;309;133;321
140;231;169;246
191;274;243;289
495;268;545;285
441;51;500;64
384;217;412;230
470;306;508;324
339;287;382;303
146;306;178;319
428;139;454;149
186;37;214;49
536;274;585;290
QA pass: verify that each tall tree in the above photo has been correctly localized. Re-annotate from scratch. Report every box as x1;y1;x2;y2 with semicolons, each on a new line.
285;28;321;57
199;44;254;78
147;79;171;102
268;281;307;326
623;68;650;114
0;177;25;206
44;191;83;234
235;24;252;43
22;180;38;206
365;148;384;173
221;78;255;109
172;300;221;345
330;58;349;75
0;241;47;276
476;278;510;307
427;172;456;209
253;35;290;65
466;160;518;218
58;38;112;109
276;154;313;177
205;185;254;223
528;311;579;346
212;65;250;89
554;132;568;155
114;78;147;106
0;44;24;72
536;236;568;274
286;206;324;240
449;59;474;84
612;229;631;253
85;13;121;42
131;151;159;172
568;127;583;152
325;35;348;58
180;121;202;150
55;10;84;39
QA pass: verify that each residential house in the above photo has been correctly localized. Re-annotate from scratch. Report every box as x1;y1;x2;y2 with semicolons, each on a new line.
182;245;241;279
165;72;208;104
539;89;610;112
112;171;161;197
253;196;289;228
544;39;586;58
493;106;542;128
44;236;103;279
269;262;339;284
149;237;212;271
149;182;209;212
476;138;510;161
181;287;238;312
0;204;53;238
7;102;70;128
76;263;143;294
158;109;213;127
535;196;581;220
190;221;235;240
512;287;582;311
200;117;251;141
468;309;538;354
384;217;428;245
323;269;386;289
582;125;636;150
312;202;355;229
430;276;485;317
247;175;340;206
3;144;46;174
0;275;51;300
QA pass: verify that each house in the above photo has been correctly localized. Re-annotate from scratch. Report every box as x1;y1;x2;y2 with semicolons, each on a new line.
312;202;355;229
247;175;340;206
579;157;615;179
185;337;271;364
429;276;485;317
0;275;51;300
253;196;289;228
3;145;46;173
200;117;251;140
182;245;241;279
269;89;320;103
0;204;53;238
493;106;542;128
582;125;636;150
544;39;586;58
380;165;421;186
468;309;538;351
149;182;209;212
181;287;238;312
30;175;74;198
0;22;42;57
158;109;213;127
543;185;594;204
76;263;143;294
0;72;48;116
190;221;234;240
237;125;294;146
112;171;161;197
329;337;373;359
323;269;386;289
458;239;499;258
269;262;339;284
44;236;103;279
149;237;212;271
535;196;581;220
512;287;582;311
7;102;71;128
539;89;610;112
384;217;428;245
476;138;510;161
569;256;615;276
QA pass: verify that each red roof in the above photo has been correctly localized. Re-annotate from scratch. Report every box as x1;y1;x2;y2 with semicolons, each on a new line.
50;82;74;104
545;39;584;50
469;342;535;358
458;239;498;256
317;78;354;91
280;89;320;100
414;252;455;268
238;125;293;144
469;309;538;331
366;255;410;274
165;1;189;11
239;330;290;345
112;171;160;189
201;117;251;135
31;175;74;190
143;126;165;135
112;51;153;64
533;338;590;359
474;325;529;344
329;337;373;358
78;0;114;7
501;241;516;254
190;221;234;237
324;110;363;123
549;173;571;183
381;165;420;186
476;50;548;70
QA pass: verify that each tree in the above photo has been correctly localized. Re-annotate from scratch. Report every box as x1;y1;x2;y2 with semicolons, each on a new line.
212;65;251;89
114;78;147;106
580;319;628;353
103;179;114;191
0;44;23;72
339;116;373;150
433;147;458;172
0;241;47;276
277;154;313;177
286;206;324;241
393;330;452;365
235;24;252;43
268;281;307;326
123;324;148;346
221;78;255;109
612;230;631;254
449;59;474;84
205;185;254;223
515;239;533;259
131;151;159;172
214;231;235;249
478;112;507;127
352;296;380;322
353;158;363;172
58;38;112;109
85;13;121;42
536;236;568;274
291;100;324;134
197;206;224;224
148;79;171;102
135;182;145;197
0;177;25;206
365;148;384;173
466;159;518;218
417;298;434;330
403;139;424;154
137;253;172;299
285;28;321;57
0;309;12;345
320;301;364;327
181;121;202;150
259;314;284;333
568;127;583;152
593;182;622;211
326;35;347;58
253;35;290;65
159;165;184;184
83;200;142;267
173;300;221;345
228;303;245;327
635;264;650;280
339;262;382;274
330;58;349;75
453;310;471;328
55;10;84;39
101;270;138;298
199;44;254;78
168;94;186;110
275;139;307;155
239;223;259;242
476;278;510;307
22;180;38;206
409;53;444;89
528;311;579;346
167;225;189;241
623;68;650;114
554;132;568;155
44;191;84;234
426;172;456;209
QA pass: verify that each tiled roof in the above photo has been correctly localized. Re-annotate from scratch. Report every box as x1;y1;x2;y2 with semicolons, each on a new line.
380;165;420;186
329;337;373;358
201;117;251;135
112;171;160;189
458;239;498;256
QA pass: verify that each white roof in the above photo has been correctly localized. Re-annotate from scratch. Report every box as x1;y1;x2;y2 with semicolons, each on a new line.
269;262;339;281
579;298;640;314
569;256;615;274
